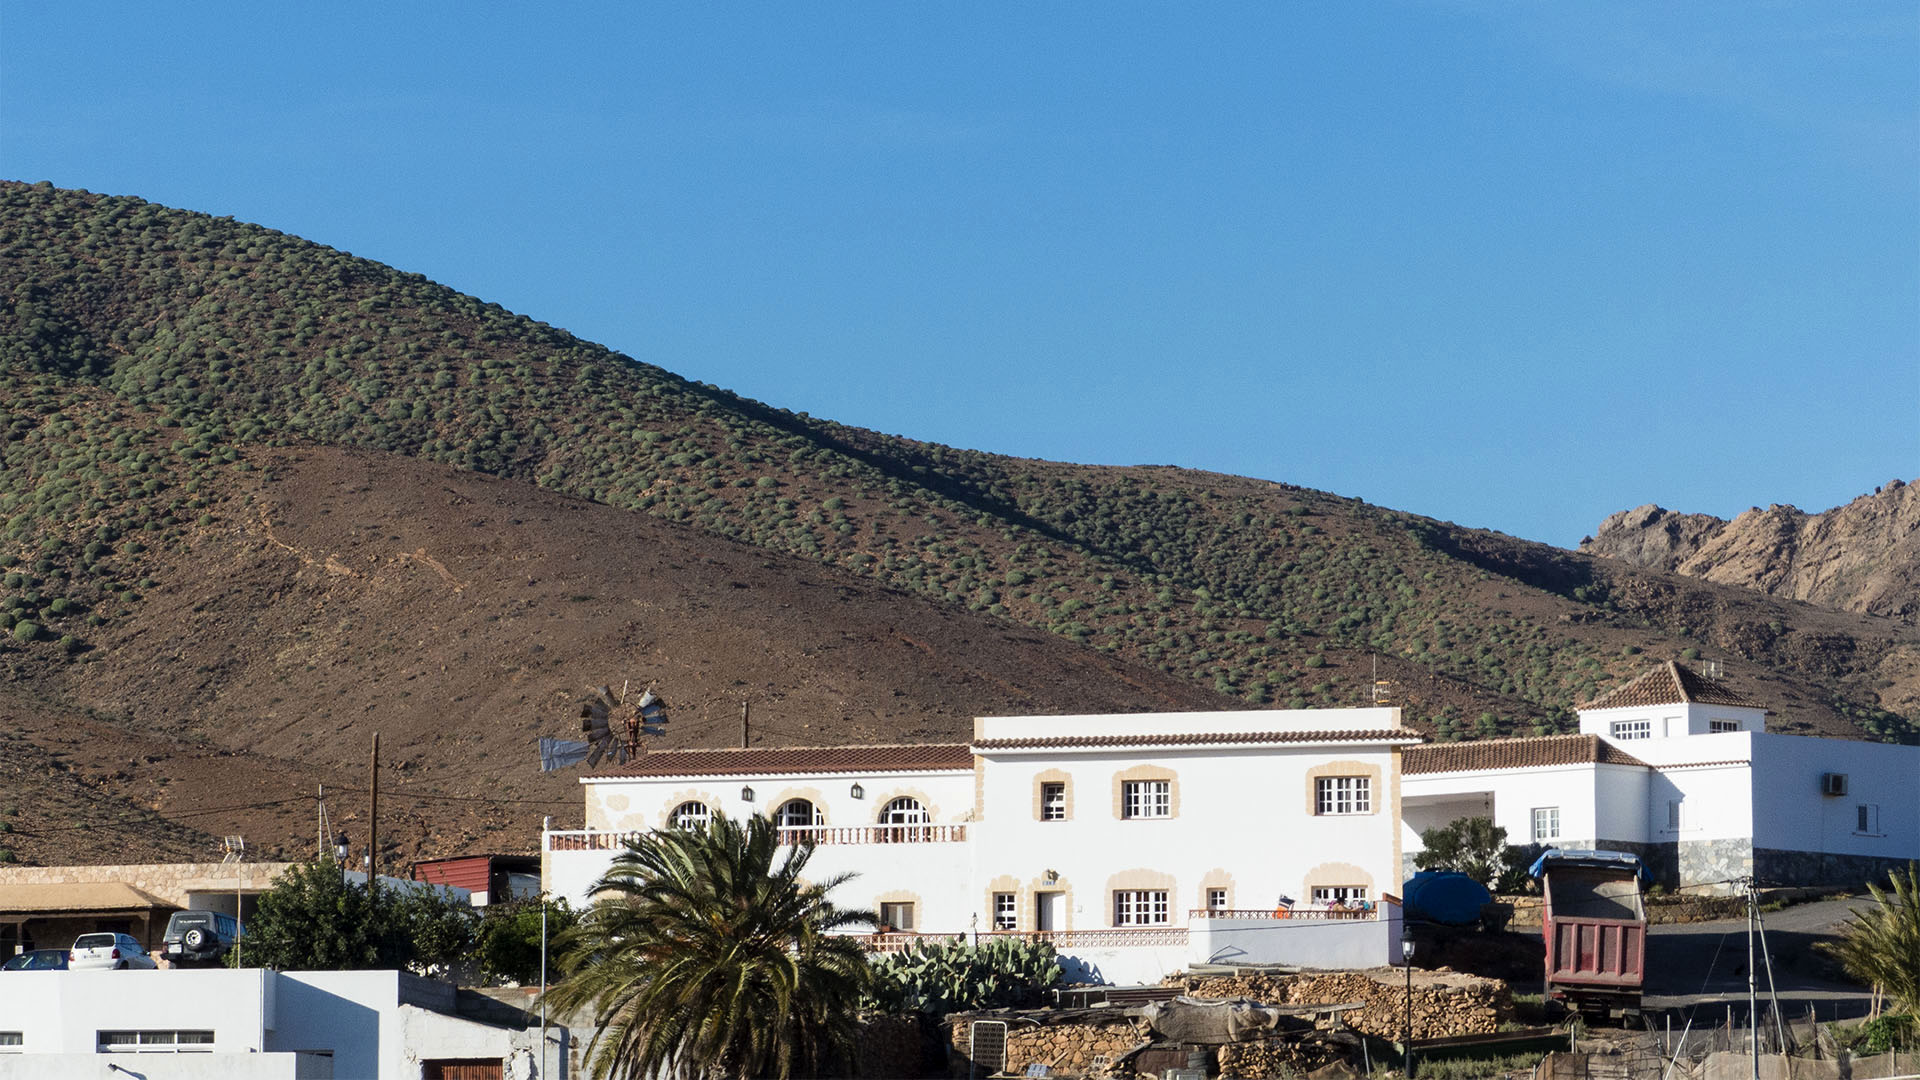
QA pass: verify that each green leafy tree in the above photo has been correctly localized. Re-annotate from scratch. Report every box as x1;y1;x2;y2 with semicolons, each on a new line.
1818;863;1919;1016
477;897;578;986
1414;817;1511;889
548;812;873;1080
235;859;477;973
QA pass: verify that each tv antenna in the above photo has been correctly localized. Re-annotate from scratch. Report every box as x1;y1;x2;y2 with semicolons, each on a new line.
1371;655;1392;705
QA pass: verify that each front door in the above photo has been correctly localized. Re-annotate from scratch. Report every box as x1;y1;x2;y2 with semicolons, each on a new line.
1035;891;1065;932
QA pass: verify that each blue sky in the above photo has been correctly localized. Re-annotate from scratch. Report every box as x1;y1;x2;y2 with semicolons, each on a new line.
4;3;1914;545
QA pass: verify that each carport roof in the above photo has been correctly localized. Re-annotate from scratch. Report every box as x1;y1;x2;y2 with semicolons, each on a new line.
0;882;177;914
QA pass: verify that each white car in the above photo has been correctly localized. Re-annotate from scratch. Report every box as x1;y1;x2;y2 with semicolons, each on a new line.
68;932;157;971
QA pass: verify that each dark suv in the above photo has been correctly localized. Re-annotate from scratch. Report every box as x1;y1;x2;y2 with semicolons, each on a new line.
161;910;240;965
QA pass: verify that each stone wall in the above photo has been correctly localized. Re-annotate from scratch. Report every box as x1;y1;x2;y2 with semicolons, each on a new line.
1753;849;1912;891
1175;970;1512;1041
946;1014;1143;1078
0;861;296;905
854;1013;931;1079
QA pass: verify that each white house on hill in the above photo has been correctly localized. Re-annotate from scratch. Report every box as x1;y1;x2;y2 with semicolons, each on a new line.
1403;662;1919;893
545;707;1421;984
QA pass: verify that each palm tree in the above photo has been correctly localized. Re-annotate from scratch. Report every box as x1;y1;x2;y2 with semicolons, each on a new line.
1818;862;1919;1016
549;812;875;1080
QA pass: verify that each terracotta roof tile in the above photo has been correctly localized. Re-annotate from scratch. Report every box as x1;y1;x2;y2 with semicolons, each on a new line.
1402;734;1649;775
1578;661;1769;711
593;743;974;779
973;729;1421;751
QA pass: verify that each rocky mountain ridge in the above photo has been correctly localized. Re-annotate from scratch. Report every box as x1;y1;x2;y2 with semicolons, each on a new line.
1582;480;1919;624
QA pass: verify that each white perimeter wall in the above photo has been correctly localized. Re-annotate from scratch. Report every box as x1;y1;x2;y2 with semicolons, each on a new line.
0;969;268;1053
971;742;1401;931
1745;734;1920;859
0;1055;325;1079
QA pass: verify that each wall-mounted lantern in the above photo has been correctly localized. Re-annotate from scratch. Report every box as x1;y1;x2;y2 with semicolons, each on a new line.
850;783;865;799
740;786;755;802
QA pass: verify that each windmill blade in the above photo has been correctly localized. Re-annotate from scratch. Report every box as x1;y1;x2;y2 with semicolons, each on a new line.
539;738;592;772
593;685;619;709
586;741;606;767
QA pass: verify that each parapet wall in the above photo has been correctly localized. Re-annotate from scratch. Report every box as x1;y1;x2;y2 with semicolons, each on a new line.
0;862;297;905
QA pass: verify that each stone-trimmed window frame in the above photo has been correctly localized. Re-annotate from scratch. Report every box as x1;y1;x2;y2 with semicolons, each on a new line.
1197;868;1236;915
875;889;922;933
770;792;827;829
871;786;942;825
1033;769;1073;822
669;800;713;829
1303;761;1382;817
1111;764;1179;821
1302;861;1375;906
1112;889;1171;926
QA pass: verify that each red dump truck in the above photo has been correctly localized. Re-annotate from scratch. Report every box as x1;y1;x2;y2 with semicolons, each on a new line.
1529;849;1649;1018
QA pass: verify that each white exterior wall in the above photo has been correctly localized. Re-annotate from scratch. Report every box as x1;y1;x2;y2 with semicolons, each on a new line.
1592;763;1653;843
1581;703;1767;740
1746;734;1920;860
1627;733;1754;844
1403;765;1603;852
0;971;546;1079
970;739;1402;932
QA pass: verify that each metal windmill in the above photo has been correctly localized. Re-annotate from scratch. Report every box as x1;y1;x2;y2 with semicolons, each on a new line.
539;681;670;771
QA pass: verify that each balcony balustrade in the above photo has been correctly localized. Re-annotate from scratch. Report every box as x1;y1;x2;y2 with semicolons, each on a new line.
862;927;1190;954
1189;905;1380;921
545;822;967;852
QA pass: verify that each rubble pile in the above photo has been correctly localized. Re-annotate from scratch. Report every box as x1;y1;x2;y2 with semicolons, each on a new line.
1177;969;1514;1040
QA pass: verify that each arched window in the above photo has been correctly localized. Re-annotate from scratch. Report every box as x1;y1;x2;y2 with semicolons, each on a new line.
879;797;928;825
775;799;820;829
669;801;711;830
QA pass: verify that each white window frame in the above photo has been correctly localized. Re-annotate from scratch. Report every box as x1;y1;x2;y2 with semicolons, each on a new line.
1315;776;1371;815
98;1030;215;1053
992;892;1017;930
1121;780;1171;820
1112;889;1170;926
774;799;820;829
879;797;929;825
1532;806;1561;843
1206;888;1229;912
1856;804;1881;836
1311;886;1369;905
1708;719;1740;733
1666;798;1685;831
1040;782;1067;821
669;800;712;829
1610;719;1653;740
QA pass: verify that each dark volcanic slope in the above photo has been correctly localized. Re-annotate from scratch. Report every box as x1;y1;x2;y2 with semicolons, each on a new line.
1583;481;1920;624
0;182;1917;862
16;444;1231;862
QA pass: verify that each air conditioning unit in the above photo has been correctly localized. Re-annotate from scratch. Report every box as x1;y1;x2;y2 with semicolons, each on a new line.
1821;773;1848;797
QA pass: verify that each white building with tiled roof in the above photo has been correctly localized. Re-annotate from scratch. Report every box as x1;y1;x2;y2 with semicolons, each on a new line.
545;707;1421;983
1403;662;1919;893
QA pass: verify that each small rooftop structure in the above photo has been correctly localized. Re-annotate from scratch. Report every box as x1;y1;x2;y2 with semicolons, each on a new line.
1577;660;1769;712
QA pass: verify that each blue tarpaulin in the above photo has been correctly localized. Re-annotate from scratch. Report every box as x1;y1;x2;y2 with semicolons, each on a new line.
1527;849;1651;882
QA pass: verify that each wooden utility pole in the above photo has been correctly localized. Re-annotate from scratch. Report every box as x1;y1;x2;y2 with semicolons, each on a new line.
740;701;751;749
369;733;380;893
